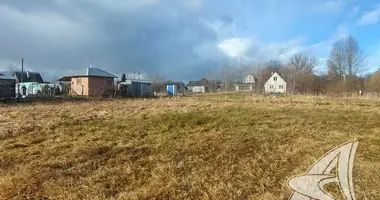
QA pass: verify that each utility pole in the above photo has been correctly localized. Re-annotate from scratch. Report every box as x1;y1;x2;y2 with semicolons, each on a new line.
343;74;347;98
207;69;211;90
21;58;24;83
224;68;228;92
234;56;237;86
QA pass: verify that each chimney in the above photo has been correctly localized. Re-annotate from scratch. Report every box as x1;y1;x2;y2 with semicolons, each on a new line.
27;71;30;78
89;63;92;68
271;72;274;75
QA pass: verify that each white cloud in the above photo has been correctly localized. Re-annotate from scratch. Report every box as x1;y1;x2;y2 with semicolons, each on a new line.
357;7;380;25
256;37;307;61
218;38;252;58
217;36;311;63
315;0;344;14
214;22;354;72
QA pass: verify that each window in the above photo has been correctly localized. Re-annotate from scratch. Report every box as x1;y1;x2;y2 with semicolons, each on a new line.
107;80;113;86
270;85;273;89
273;76;277;81
77;78;82;84
279;85;283;89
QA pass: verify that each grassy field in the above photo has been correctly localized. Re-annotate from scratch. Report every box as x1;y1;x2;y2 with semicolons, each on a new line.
1;94;380;199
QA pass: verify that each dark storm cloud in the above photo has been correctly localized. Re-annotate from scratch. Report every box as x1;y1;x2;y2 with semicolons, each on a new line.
0;0;229;81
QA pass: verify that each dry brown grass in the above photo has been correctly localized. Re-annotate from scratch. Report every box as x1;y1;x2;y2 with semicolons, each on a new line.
1;94;380;199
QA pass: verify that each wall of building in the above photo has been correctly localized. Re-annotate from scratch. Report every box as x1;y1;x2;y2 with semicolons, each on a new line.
264;73;287;93
130;82;152;97
70;77;88;96
15;82;43;97
70;77;114;96
177;85;186;93
192;86;206;93
236;84;253;92
243;75;255;84
88;77;114;96
0;79;16;98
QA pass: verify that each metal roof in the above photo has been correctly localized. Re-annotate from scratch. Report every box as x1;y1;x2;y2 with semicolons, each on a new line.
70;68;117;78
0;72;16;80
188;81;200;86
167;82;185;87
120;79;152;84
12;71;44;83
58;67;117;81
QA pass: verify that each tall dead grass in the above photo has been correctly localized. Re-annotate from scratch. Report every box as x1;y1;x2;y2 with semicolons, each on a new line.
0;95;379;199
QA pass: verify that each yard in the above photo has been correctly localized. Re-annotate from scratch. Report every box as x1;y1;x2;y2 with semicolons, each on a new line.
0;94;379;199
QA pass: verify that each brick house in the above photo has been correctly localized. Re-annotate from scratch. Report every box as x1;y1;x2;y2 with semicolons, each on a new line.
59;67;117;96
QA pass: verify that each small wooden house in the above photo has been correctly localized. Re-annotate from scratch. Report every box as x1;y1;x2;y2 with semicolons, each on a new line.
188;78;210;93
264;72;287;94
58;67;117;96
236;73;257;92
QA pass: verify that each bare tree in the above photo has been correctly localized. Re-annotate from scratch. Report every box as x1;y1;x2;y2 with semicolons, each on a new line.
289;53;316;74
288;53;317;94
220;65;236;91
266;60;282;71
346;36;367;75
149;73;166;93
366;70;380;93
327;35;366;78
248;62;266;93
328;38;345;77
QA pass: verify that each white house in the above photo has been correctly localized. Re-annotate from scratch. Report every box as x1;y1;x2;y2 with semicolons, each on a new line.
188;79;209;93
236;73;256;92
243;73;256;84
264;72;287;94
191;86;207;93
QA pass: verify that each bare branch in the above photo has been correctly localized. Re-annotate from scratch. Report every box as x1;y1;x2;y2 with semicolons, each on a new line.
327;35;366;77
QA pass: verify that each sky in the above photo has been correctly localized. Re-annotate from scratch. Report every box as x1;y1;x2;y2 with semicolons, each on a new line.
1;0;380;82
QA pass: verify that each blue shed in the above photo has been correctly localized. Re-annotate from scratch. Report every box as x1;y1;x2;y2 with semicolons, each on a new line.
167;84;177;96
